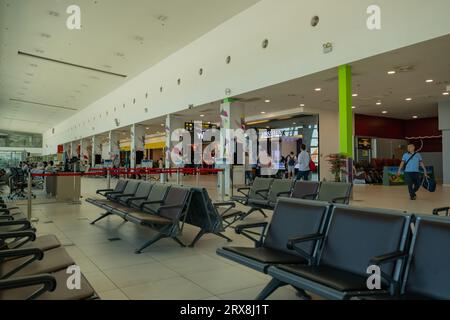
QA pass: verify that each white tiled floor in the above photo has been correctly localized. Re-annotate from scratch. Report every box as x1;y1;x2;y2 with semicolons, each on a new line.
8;176;450;300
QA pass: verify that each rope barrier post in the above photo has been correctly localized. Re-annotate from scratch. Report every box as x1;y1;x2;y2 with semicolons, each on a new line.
160;170;165;184
176;168;180;185
27;171;32;221
196;168;199;186
107;168;111;190
220;170;225;201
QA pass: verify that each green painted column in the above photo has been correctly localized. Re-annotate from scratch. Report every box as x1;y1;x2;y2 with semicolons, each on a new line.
338;65;353;157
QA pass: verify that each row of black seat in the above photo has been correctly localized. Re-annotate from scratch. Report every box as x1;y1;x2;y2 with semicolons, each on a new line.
87;179;240;253
228;178;352;226
217;197;450;300
0;198;96;300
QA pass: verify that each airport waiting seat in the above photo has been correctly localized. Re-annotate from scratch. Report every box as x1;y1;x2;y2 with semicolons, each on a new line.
304;181;353;204
126;186;192;253
260;206;411;300
106;179;140;202
361;215;450;300
0;246;75;280
231;177;274;207
139;184;171;213
1;231;60;252
246;179;293;213
96;179;128;198
288;181;320;199
217;199;330;274
0;269;96;300
432;207;449;217
116;181;154;207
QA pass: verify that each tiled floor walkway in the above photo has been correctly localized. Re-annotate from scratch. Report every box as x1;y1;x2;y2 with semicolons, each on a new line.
10;176;450;300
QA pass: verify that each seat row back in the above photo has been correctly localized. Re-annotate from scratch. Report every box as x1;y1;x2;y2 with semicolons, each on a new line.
87;180;235;253
218;197;449;300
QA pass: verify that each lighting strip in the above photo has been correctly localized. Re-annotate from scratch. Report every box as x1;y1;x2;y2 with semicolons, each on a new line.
18;51;127;78
10;98;78;111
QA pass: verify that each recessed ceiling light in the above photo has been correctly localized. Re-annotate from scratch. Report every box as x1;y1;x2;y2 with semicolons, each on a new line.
146;127;150;130
425;79;434;83
352;106;356;109
161;123;165;126
443;92;449;96
387;71;396;75
376;102;382;105
293;122;297;125
352;93;358;97
314;88;322;92
382;111;388;114
405;98;412;101
264;99;271;103
261;111;266;114
200;114;205;117
412;116;418;119
299;103;305;107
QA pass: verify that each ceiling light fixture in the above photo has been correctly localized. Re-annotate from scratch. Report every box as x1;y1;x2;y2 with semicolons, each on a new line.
264;99;271;103
352;106;356;109
387;71;396;75
352;93;358;97
405;98;412;101
443;92;449;96
376;102;382;105
200;114;205;117
261;111;266;114
382;111;388;114
412;116;418;119
314;88;322;92
300;104;305;107
425;79;434;83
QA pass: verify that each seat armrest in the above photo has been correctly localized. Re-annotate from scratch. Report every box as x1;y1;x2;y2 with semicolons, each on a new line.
255;189;270;199
140;200;164;209
370;251;409;266
0;248;44;279
0;215;14;221
302;193;318;200
158;203;184;211
0;220;32;230
0;274;56;300
116;193;135;199
287;233;325;250
0;231;36;245
277;191;291;197
126;197;147;204
235;222;268;247
433;207;450;217
96;188;113;194
237;187;251;197
332;196;350;204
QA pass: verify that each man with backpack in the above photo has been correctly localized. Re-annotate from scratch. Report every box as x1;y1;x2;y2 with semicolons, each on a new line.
286;152;296;179
397;143;429;200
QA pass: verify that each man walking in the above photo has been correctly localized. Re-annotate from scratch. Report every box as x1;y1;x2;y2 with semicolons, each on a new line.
296;144;311;181
397;143;428;200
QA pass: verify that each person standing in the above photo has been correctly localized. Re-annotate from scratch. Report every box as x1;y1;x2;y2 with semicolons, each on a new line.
286;152;296;179
297;144;311;181
397;143;428;200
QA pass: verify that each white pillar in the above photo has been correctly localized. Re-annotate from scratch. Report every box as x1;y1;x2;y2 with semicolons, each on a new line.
108;131;120;165
220;98;245;196
69;141;74;158
80;138;90;164
165;115;185;169
131;124;146;168
439;101;450;186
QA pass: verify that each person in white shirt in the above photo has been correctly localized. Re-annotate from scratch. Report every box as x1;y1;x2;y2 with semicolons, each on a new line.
296;144;311;181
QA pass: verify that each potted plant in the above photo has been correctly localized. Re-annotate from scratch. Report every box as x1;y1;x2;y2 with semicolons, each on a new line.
326;153;348;182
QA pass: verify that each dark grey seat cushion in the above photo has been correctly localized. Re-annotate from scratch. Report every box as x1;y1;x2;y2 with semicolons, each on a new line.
223;247;307;264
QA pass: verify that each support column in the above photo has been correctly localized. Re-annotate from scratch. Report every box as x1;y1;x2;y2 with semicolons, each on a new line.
220;98;245;196
130;124;146;169
108;131;120;165
91;136;101;167
80;138;90;164
69;141;74;158
439;101;450;186
165;115;185;169
338;65;353;157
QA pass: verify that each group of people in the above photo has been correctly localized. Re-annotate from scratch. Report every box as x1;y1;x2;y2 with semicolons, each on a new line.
284;144;313;181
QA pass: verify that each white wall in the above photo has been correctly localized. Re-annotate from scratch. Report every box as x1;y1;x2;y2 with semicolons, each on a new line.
43;0;450;154
421;152;443;182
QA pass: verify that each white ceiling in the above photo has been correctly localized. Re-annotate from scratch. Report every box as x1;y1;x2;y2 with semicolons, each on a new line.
236;34;450;121
0;0;260;133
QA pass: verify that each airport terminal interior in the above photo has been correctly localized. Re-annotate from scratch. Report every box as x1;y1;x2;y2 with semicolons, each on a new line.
1;0;450;301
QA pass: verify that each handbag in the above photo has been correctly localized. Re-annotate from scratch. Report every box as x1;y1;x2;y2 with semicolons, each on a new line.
309;159;317;172
422;176;436;192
